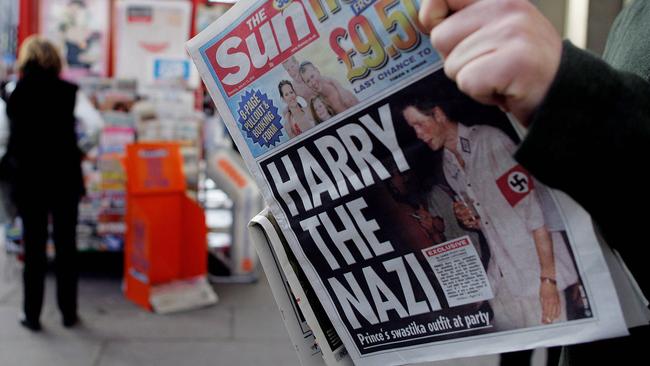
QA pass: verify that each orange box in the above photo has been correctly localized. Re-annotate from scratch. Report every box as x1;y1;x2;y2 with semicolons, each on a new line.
126;143;186;194
123;142;207;311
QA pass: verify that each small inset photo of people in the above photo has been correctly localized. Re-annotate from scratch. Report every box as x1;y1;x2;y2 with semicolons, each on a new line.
278;79;315;139
278;57;358;139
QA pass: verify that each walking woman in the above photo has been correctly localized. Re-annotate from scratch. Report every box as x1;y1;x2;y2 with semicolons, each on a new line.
1;36;84;331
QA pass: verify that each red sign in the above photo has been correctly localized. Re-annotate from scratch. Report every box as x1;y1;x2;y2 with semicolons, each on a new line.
424;237;470;257
203;0;319;96
496;164;535;207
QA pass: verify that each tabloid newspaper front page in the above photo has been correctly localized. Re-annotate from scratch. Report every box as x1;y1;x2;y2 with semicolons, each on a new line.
187;0;628;364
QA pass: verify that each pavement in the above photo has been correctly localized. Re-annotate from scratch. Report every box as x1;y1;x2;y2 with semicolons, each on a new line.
0;236;547;366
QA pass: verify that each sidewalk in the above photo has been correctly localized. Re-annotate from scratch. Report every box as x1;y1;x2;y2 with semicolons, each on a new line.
0;245;546;366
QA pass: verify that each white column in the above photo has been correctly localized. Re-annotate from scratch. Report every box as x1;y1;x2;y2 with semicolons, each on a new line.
565;0;590;48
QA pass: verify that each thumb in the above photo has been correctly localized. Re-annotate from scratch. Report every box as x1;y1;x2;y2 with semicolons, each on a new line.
447;0;479;11
419;0;478;31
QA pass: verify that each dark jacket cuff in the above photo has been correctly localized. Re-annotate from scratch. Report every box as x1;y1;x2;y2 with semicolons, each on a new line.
515;41;646;195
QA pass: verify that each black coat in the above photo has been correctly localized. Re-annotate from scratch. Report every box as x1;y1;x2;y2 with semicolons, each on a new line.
515;2;650;363
2;72;84;207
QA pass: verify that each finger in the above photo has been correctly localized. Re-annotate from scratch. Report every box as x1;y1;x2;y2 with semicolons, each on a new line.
453;47;517;110
454;43;552;122
430;0;511;58
542;302;551;323
545;300;555;322
419;0;451;32
553;297;561;319
504;48;560;124
546;295;560;322
419;0;479;32
443;17;514;80
458;210;472;220
446;0;479;10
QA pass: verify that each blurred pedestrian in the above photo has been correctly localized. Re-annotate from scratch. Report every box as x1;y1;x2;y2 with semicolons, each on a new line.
0;35;84;331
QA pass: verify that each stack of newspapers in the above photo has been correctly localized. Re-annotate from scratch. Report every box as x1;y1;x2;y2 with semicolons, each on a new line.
187;1;649;364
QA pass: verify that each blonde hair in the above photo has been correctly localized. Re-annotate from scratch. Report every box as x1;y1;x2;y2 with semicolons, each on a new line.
16;35;63;76
309;95;335;124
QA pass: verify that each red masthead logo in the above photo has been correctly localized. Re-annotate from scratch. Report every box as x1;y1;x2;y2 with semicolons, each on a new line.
204;0;318;97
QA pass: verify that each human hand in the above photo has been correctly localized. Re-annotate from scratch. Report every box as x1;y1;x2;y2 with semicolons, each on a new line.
292;123;302;136
419;0;562;125
453;201;481;229
570;283;582;302
431;214;446;233
539;280;561;324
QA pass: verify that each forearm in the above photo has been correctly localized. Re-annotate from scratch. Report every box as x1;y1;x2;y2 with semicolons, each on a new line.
515;42;650;205
533;226;556;280
534;226;561;323
515;41;650;225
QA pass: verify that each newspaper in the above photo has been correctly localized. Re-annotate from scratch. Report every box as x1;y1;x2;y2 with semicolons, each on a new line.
187;0;628;364
249;209;353;366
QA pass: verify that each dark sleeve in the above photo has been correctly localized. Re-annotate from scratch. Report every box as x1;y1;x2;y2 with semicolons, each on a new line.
515;41;650;225
4;83;23;158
